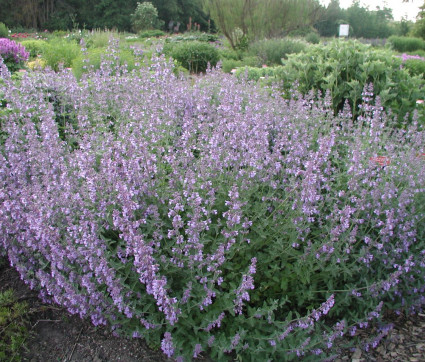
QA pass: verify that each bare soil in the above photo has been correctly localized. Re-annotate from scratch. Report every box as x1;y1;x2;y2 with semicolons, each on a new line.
1;257;424;362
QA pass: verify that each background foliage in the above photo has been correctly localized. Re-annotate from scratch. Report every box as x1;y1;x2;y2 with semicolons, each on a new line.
0;0;420;41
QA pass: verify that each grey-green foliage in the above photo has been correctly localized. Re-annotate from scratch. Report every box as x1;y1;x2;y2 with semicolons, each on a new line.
131;2;161;33
274;39;424;125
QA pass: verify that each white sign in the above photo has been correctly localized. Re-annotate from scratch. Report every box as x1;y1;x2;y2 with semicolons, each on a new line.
339;24;349;37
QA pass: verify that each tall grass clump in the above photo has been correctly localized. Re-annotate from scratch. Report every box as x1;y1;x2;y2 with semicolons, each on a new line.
85;29;121;49
40;38;80;71
249;38;307;66
0;23;9;38
71;39;141;80
1;44;425;361
388;35;425;53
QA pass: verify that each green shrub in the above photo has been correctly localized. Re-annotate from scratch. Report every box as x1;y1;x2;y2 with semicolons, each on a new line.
305;32;320;44
408;49;425;57
138;29;165;38
404;58;425;77
85;29;120;49
234;66;278;81
220;56;260;73
165;32;219;44
19;39;47;58
131;2;162;33
249;38;307;66
219;48;240;61
387;36;425;52
41;38;80;71
72;46;141;80
51;30;68;38
274;39;424;125
288;27;315;37
166;41;220;73
0;22;9;38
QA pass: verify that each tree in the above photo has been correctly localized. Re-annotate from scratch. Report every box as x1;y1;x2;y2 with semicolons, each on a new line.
93;0;139;30
203;0;321;48
5;0;57;29
131;2;161;32
314;0;346;37
345;1;393;38
0;0;209;32
151;0;210;32
412;1;425;39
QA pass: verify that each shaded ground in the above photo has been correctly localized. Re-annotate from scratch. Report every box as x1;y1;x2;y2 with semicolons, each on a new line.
1;257;424;361
0;258;169;362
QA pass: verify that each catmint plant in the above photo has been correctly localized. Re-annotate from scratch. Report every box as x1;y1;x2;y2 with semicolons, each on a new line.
1;40;425;360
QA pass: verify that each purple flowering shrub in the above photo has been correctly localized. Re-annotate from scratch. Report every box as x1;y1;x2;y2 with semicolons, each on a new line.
0;38;29;72
1;46;425;360
398;53;425;79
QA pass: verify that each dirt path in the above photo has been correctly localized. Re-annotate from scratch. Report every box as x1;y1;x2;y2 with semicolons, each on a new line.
1;257;424;362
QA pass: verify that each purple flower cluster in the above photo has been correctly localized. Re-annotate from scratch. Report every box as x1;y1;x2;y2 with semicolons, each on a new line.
161;332;174;357
398;53;425;62
233;258;257;315
0;38;29;64
1;44;425;360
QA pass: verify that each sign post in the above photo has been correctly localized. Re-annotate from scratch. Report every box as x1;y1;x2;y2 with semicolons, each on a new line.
339;24;349;37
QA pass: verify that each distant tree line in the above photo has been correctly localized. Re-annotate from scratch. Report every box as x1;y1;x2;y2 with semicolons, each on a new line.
315;0;398;38
0;0;210;33
0;0;421;40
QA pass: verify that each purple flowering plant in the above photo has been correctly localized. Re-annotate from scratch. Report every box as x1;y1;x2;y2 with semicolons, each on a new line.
1;40;425;360
0;38;29;72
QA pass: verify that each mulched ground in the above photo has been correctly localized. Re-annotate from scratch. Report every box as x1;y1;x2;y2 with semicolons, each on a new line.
1;257;424;362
